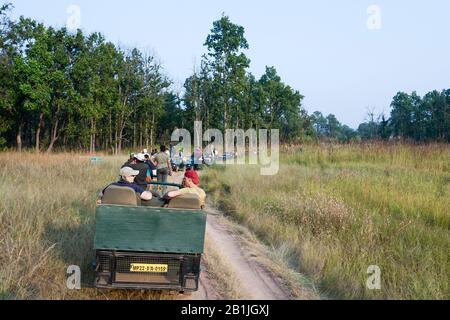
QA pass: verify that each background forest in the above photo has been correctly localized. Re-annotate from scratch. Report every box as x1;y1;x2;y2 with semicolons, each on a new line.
1;3;449;154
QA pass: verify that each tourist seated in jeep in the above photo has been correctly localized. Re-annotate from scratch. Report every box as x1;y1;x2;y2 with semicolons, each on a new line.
163;169;206;207
97;166;153;205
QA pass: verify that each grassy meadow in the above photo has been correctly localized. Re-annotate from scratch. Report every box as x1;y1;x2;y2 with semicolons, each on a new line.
203;143;450;299
0;144;448;300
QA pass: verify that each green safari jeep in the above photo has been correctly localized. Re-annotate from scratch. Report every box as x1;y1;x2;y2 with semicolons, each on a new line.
93;182;206;292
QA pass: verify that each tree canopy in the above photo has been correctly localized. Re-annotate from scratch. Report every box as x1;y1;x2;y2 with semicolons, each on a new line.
0;6;448;152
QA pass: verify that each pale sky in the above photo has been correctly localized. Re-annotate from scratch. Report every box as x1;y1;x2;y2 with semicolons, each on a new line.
9;0;450;128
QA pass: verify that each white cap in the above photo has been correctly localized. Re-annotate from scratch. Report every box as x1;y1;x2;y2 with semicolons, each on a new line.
120;167;139;177
134;153;146;162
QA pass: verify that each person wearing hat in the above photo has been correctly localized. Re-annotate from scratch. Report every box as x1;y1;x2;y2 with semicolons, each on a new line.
164;169;206;207
122;152;135;167
122;153;150;190
97;167;153;204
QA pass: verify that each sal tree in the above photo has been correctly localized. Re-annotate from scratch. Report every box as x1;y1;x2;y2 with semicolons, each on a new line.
204;14;250;131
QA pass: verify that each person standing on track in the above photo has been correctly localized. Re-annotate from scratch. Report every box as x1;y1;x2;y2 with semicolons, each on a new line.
153;145;173;194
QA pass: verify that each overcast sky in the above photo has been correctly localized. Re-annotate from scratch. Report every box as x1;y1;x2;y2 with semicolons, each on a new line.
10;0;450;128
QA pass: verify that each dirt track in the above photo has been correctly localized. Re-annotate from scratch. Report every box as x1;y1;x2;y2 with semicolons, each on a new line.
170;172;292;300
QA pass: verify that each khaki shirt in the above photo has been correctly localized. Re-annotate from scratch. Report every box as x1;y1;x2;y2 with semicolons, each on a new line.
178;187;206;207
154;152;169;169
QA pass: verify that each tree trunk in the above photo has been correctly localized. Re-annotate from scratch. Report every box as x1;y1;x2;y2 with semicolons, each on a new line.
150;112;155;148
133;119;136;149
35;113;44;153
150;126;153;148
235;102;239;129
114;119;118;155
224;100;227;130
46;119;59;153
205;100;209;129
270;104;274;130
109;111;114;154
103;130;107;151
118;96;128;154
89;119;97;153
118;126;124;154
139;118;143;150
145;122;149;147
93;119;96;153
16;123;23;152
118;109;126;155
90;118;93;154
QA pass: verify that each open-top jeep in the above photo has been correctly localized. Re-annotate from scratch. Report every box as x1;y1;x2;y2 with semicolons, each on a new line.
93;182;206;292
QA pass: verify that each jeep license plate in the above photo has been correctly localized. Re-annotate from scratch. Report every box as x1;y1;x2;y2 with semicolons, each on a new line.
130;263;168;273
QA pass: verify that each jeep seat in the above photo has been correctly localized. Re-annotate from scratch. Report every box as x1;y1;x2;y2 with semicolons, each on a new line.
167;193;201;209
102;185;141;206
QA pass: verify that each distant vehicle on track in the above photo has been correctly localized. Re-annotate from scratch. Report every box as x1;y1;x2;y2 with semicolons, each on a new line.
222;152;235;161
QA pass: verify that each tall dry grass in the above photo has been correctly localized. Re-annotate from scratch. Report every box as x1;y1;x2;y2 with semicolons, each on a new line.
204;143;450;299
0;152;173;299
